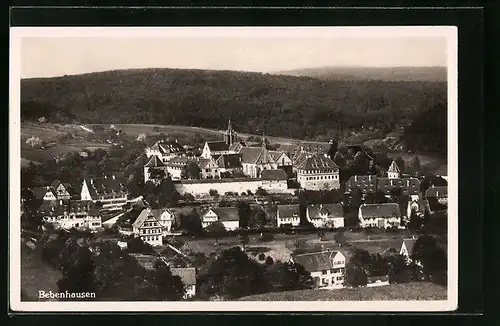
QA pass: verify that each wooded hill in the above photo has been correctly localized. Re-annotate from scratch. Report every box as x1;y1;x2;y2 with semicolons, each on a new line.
21;68;446;146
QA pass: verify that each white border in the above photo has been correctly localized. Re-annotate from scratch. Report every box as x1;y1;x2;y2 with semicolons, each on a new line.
9;26;458;312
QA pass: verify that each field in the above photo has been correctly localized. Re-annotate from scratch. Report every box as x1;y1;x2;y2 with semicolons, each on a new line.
20;242;62;301
238;282;447;301
171;230;423;263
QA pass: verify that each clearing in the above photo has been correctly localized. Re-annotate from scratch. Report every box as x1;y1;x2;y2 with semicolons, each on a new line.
238;282;447;301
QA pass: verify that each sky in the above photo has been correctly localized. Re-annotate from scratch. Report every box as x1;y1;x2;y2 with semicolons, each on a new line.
19;28;449;79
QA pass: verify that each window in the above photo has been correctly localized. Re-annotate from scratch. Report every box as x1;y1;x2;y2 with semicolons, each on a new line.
322;270;328;275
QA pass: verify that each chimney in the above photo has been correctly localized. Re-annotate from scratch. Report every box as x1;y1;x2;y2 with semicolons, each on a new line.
355;175;358;182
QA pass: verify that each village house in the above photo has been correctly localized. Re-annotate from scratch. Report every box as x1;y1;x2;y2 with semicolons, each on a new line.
145;139;186;162
31;186;58;202
290;250;346;288
171;267;197;299
261;169;288;192
165;157;197;180
143;155;169;183
81;174;128;211
358;203;402;228
276;204;300;227
306;203;345;229
294;152;340;190
132;208;163;247
40;199;102;231
201;120;239;159
239;146;279;178
150;208;174;235
198;157;221;179
425;185;448;203
50;180;73;200
201;207;240;231
269;150;293;175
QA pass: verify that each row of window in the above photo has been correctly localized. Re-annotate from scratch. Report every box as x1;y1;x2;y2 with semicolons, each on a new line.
303;175;338;181
142;235;161;242
143;222;158;227
141;228;161;234
321;267;345;274
299;169;336;175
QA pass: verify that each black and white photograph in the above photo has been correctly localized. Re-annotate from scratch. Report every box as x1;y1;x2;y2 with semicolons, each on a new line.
10;26;457;312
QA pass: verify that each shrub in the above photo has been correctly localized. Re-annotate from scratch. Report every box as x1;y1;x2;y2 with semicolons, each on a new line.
258;253;266;261
209;189;219;198
265;256;274;266
240;192;247;197
246;190;253;196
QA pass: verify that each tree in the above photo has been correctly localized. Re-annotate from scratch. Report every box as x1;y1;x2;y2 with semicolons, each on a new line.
265;256;274;266
345;262;368;288
183;193;195;204
152;264;185;300
407;155;421;175
411;235;447;281
198;247;268;299
149;168;166;181
249;209;267;229
258;253;266;261
395;156;406;174
158;178;181;207
179;209;203;236
265;261;313;291
181;162;201;180
237;201;252;229
209;189;219;199
256;187;268;197
407;209;423;231
127;237;155;255
204;221;227;238
386;254;411;284
422;210;431;229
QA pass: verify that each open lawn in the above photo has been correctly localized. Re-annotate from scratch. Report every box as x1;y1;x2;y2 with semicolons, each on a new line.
238;282;447;301
21;242;62;301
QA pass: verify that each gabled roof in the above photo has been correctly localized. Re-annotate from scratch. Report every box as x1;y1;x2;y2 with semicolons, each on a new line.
215;154;242;169
166;157;196;167
277;204;300;217
261;169;287;181
360;203;401;219
295;154;339;171
150;140;185;155
84;177;127;198
198;157;217;169
388;161;400;173
239;147;262;164
425;186;448;198
228;142;244;152
171;267;196;286
307;204;343;219
150;208;174;220
206;141;229;152
291;251;340;272
208;207;239;222
132;209;159;228
401;239;416;254
144;155;166;167
32;187;56;200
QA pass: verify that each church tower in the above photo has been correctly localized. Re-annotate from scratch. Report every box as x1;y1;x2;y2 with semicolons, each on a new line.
387;160;401;179
223;119;238;146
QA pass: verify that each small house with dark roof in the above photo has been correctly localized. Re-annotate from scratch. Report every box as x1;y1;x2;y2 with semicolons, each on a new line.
50;180;73;200
290;250;346;288
387;160;401;179
143;155;168;182
81;174;128;211
198;157;221;179
358;203;401;229
306;203;344;229
132;208;163;247
261;169;288;192
171;267;197;299
276;204;300;227
295;153;340;190
213;153;243;173
201;207;240;231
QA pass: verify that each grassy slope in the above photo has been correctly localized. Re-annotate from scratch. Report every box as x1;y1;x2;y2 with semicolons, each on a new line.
239;282;447;301
20;243;62;301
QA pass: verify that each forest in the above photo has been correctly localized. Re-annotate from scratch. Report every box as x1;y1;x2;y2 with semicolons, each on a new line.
21;68;446;153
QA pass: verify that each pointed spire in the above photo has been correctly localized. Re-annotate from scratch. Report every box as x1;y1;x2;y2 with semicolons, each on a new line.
227;119;232;131
388;160;400;173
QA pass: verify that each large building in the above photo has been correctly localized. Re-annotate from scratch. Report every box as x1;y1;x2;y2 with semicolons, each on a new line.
132;208;163;247
145;139;187;162
40;200;102;231
358;203;401;228
80;174;128;211
294;152;340;190
201;120;240;159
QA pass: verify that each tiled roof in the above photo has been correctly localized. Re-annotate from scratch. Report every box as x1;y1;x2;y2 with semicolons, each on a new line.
210;207;239;222
132;208;160;228
151;140;185;154
360;203;401;219
295;154;338;171
277;204;300;218
307;204;344;219
345;175;378;194
215;154;242;169
84;177;127;198
31;187;56;200
388;161;401;173
206;141;229;152
425;186;448;198
150;208;174;220
261;169;287;181
144;155;166;167
377;178;421;196
291;251;339;272
39;200;100;216
228;142;244;152
165;157;195;167
171;267;196;286
239;147;263;164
